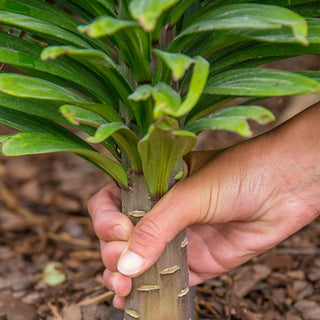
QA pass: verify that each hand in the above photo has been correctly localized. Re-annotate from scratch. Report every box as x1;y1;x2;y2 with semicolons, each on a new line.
88;103;320;309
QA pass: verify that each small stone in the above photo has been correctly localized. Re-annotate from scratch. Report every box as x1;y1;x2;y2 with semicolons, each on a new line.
308;267;320;282
1;293;37;320
285;312;302;320
287;270;305;280
62;304;82;320
303;307;320;320
294;300;318;312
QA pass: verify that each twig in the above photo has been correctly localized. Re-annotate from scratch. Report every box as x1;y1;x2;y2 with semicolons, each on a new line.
0;182;45;226
48;302;63;320
48;232;95;248
69;250;101;260
77;291;114;306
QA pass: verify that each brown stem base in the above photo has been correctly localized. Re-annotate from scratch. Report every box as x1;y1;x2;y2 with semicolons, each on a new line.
121;170;192;320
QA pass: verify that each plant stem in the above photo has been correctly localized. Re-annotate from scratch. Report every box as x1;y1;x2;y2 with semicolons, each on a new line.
121;166;192;320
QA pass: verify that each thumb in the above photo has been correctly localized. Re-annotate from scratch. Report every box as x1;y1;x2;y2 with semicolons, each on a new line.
117;168;214;277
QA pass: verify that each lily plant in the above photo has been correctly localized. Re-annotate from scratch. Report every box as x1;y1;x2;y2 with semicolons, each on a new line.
0;0;320;319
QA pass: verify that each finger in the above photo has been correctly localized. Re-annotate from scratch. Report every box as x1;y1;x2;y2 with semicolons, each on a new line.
93;210;133;242
103;269;132;297
113;295;125;310
88;185;133;242
117;168;215;277
100;240;127;271
88;183;121;219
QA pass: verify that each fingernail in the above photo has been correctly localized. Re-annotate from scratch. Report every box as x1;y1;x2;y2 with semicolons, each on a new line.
113;225;128;241
118;251;145;276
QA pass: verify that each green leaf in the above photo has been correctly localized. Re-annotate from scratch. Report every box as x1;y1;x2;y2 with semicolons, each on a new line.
0;94;116;153
0;92;70;127
55;0;112;17
41;45;132;104
203;18;320;53
54;0;94;21
234;18;320;44
60;104;106;126
138;118;197;196
180;4;308;45
0;0;80;32
204;68;320;97
169;0;195;26
79;16;152;82
95;0;115;15
0;72;86;102
203;0;316;9
78;16;138;38
0;105;73;136
295;71;320;81
0;73;121;122
131;56;209;119
0;33;113;104
129;83;181;119
0;11;90;48
184;106;275;137
289;1;320;17
209;42;320;75
185;95;232;124
41;262;67;287
41;45;117;69
129;0;180;31
88;122;142;171
177;56;209;117
153;49;194;81
1;132;128;186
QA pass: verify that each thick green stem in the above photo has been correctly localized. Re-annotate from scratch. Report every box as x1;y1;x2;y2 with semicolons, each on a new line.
121;166;192;320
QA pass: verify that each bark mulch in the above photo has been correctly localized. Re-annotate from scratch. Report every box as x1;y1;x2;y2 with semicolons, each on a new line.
0;150;319;320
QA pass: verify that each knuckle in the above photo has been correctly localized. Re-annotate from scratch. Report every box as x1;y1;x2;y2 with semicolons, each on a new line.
92;215;107;240
87;194;97;217
132;217;162;247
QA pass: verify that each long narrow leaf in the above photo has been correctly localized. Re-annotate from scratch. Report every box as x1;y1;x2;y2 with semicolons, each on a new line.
0;74;121;122
209;42;320;75
0;11;91;48
88;122;142;171
79;17;152;82
129;0;180;31
204;68;320;97
138;118;197;196
0;94;119;155
41;45;132;104
0;0;80;32
0;34;113;104
181;3;308;45
170;4;309;52
184;106;275;137
1;132;128;186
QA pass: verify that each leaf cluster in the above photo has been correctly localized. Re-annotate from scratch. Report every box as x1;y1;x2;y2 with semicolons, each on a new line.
0;0;319;196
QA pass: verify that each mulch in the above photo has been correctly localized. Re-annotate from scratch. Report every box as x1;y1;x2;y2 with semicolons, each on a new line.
0;150;319;320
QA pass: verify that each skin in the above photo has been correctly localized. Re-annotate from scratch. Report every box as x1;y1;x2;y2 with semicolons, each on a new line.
88;102;320;309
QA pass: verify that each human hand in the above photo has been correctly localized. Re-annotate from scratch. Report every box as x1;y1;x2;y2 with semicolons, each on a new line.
88;103;320;309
